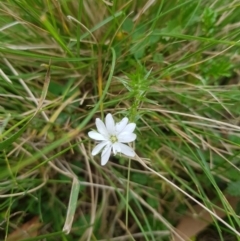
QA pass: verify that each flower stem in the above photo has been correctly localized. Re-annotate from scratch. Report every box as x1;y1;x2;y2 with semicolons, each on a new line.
126;157;131;228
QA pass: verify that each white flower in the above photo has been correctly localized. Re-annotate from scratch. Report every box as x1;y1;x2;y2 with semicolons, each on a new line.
88;113;137;166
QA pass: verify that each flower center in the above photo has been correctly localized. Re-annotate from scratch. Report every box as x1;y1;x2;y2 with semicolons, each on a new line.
110;135;118;143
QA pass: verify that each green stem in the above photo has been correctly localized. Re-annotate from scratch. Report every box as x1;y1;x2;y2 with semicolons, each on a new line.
126;158;131;228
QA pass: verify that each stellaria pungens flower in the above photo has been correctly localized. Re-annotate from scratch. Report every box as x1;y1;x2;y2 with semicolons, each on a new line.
88;113;137;166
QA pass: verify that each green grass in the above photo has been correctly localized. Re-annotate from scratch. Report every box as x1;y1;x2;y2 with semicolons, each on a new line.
1;0;240;240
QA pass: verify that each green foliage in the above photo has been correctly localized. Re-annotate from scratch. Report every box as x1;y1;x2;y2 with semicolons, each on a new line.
201;8;218;36
200;57;233;83
117;66;153;122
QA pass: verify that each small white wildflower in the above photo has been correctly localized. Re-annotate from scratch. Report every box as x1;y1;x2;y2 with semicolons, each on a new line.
88;113;137;166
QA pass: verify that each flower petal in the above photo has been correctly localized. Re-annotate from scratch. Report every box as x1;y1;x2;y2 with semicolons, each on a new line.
122;123;136;133
88;131;107;141
91;141;109;155
96;118;109;137
117;132;136;143
116;117;128;134
101;144;111;166
118;143;135;157
112;142;121;155
105;113;115;135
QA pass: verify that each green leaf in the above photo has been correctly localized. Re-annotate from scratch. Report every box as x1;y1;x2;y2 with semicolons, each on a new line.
226;181;240;196
131;173;148;185
122;18;134;33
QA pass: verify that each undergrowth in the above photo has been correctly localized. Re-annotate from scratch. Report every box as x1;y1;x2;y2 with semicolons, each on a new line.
0;1;240;241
